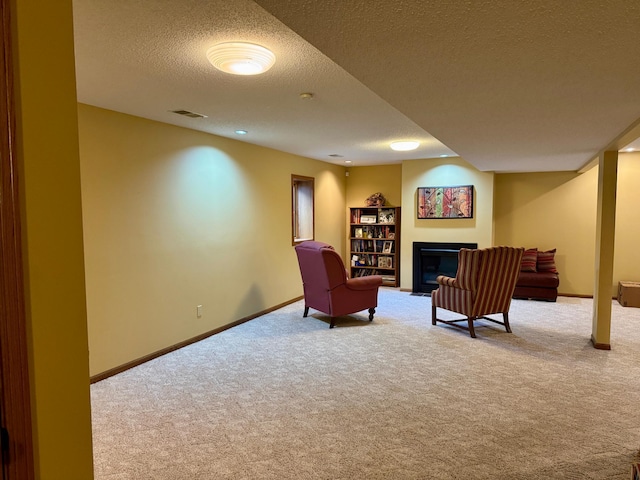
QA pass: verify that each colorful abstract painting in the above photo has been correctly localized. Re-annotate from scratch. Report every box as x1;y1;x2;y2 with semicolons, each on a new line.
417;185;474;219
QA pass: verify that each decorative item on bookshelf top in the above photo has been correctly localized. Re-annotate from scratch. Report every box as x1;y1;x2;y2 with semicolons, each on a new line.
365;192;386;207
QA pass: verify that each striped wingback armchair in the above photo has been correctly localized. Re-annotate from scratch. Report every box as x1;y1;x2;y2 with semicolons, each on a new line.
431;246;524;338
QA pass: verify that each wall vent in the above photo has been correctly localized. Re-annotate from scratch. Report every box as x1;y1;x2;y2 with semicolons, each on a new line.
170;109;208;119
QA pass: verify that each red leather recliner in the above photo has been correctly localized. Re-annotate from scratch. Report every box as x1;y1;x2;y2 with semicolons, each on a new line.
294;241;382;328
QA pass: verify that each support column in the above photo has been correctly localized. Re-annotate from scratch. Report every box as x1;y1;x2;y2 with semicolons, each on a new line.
591;150;618;350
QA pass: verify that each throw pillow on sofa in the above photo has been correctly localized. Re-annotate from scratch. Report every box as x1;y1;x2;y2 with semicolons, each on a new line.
537;249;558;273
521;248;538;272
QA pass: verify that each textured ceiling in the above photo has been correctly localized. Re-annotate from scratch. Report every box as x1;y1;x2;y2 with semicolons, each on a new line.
73;0;640;172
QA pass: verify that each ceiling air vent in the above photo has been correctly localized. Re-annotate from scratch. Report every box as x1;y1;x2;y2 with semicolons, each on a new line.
170;109;208;119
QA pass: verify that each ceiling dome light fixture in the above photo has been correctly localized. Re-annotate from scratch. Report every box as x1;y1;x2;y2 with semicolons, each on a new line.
206;42;276;75
390;141;420;151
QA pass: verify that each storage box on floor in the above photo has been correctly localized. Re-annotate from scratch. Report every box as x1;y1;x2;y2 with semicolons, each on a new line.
617;281;640;307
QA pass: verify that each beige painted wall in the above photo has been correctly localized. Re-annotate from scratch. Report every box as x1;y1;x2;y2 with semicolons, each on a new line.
78;105;346;376
400;158;495;289
494;155;640;297
493;169;598;295
12;0;94;477
613;152;640;293
345;164;403;208
345;164;403;266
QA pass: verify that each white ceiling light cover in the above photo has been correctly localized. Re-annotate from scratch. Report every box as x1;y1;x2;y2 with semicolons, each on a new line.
206;42;276;75
390;141;419;151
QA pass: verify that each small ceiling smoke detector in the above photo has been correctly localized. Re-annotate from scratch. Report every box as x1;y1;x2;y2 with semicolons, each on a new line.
299;92;314;100
206;42;275;75
390;141;419;151
328;153;343;157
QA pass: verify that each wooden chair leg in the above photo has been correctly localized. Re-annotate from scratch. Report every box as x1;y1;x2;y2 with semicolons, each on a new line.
467;317;476;338
368;307;375;321
329;317;336;329
303;306;309;317
431;305;437;325
503;312;512;333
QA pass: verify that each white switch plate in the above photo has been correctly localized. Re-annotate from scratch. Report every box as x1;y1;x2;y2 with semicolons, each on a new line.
196;305;203;318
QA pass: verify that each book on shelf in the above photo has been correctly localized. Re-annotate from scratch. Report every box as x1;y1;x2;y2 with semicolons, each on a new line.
354;268;380;277
349;225;395;240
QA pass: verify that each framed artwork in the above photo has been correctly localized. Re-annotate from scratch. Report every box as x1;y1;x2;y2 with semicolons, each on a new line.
360;214;377;224
378;256;393;269
417;185;473;219
378;209;395;224
382;241;393;253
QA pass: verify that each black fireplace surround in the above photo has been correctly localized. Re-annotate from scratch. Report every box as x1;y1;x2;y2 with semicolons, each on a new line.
413;242;478;294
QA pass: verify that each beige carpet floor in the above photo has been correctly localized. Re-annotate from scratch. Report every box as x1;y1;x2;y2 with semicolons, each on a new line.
91;289;640;479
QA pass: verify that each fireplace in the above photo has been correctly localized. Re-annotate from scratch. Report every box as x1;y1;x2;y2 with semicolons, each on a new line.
413;242;478;294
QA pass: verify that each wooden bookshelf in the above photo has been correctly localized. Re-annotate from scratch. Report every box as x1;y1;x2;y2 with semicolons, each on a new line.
349;206;401;287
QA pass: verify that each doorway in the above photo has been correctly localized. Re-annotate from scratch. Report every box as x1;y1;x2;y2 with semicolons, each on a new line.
0;0;35;478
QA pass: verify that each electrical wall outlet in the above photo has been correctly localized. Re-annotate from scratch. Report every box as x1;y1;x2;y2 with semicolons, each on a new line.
196;305;203;318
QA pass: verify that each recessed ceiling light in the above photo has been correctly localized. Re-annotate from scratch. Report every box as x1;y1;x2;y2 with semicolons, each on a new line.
344;160;352;164
390;141;419;151
235;130;248;135
206;42;275;75
440;154;449;158
625;147;635;152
